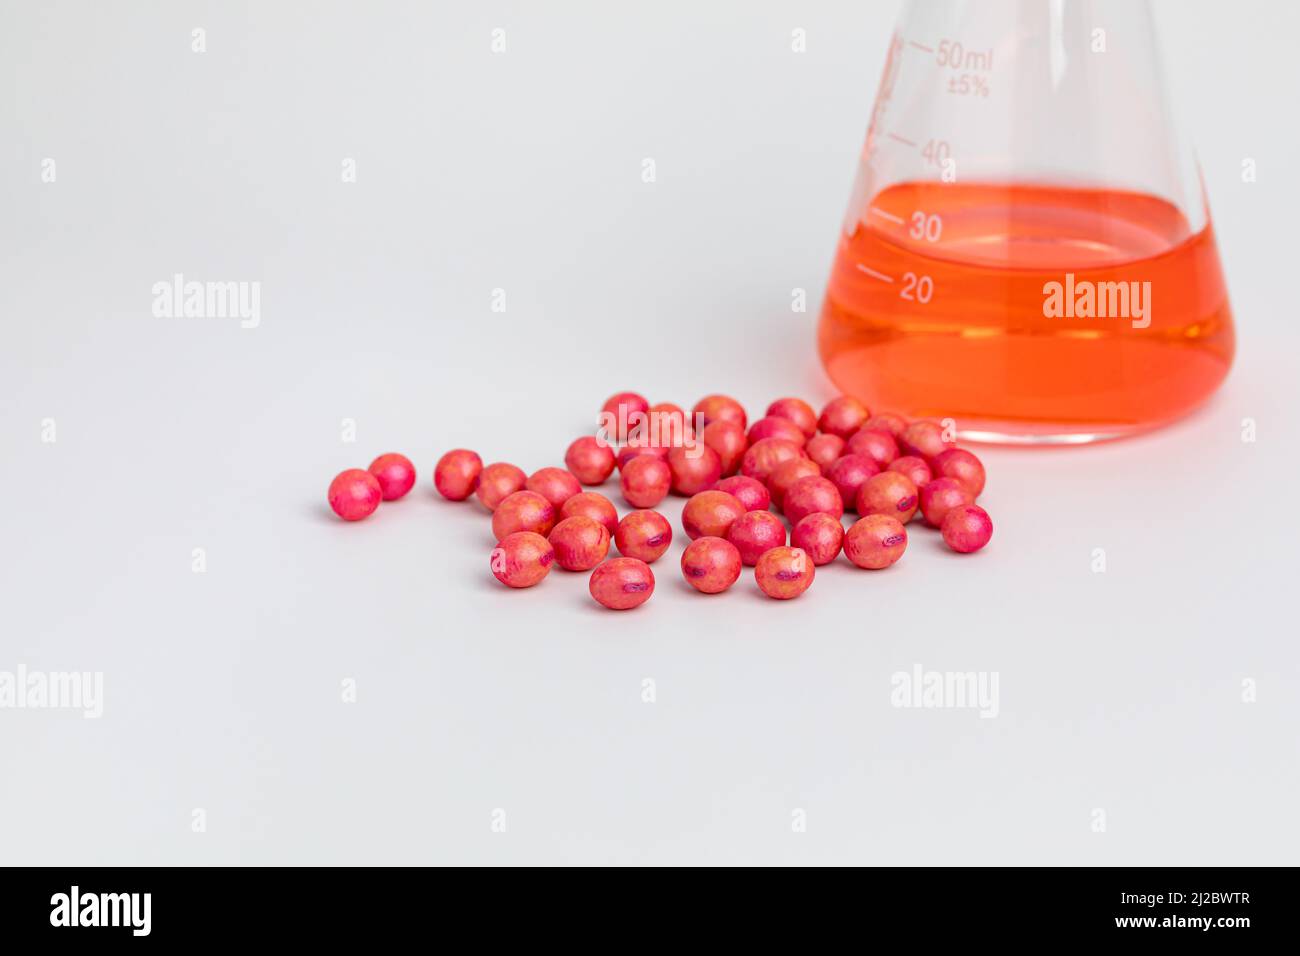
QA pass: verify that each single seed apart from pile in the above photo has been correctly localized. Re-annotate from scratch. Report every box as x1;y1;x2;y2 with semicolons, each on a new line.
727;510;787;566
715;475;771;513
791;513;844;566
783;475;845;526
805;433;846;471
766;398;818;438
491;531;555;588
856;471;919;524
491;490;557;540
680;537;743;594
818;396;870;438
549;516;611;571
667;444;722;496
755;547;815;600
614;510;673;563
919;477;973;528
328;469;382;521
590;557;655;610
681;490;746;540
564;436;617;485
560;491;619;536
941;504;993;553
368;453;416;501
435;449;485;502
888;455;933;489
526;467;583;509
474;462;526;511
767;457;821;511
826;454;881;512
931;448;986;497
692;394;747;431
844;515;908;569
620;455;672;508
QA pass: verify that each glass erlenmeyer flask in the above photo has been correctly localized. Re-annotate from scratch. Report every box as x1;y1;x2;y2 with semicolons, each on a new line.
817;0;1234;443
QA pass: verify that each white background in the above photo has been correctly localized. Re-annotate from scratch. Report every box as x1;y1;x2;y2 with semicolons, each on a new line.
1;0;1297;865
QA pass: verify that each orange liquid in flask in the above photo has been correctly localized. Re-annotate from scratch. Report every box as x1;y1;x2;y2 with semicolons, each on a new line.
817;181;1235;442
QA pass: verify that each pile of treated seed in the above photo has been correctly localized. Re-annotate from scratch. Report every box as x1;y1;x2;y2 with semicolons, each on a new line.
327;392;993;610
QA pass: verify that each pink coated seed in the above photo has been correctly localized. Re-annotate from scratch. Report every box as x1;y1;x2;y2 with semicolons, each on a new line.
765;397;819;438
560;491;619;537
616;442;670;472
767;457;822;511
601;391;650;442
436;449;485;502
614;510;673;563
589;557;655;610
754;547;815;600
726;510;787;566
783;475;845;526
846;428;899;469
941;504;993;553
714;475;771;513
667;444;722;496
367;453;416;501
791;512;844;566
701;419;748;477
748;415;808;448
900;419;953;461
681;490;746;540
564;436;617;485
526;467;583;509
818;395;870;438
680;537;743;594
919;477;974;528
804;433;846;471
931;448;986;497
888;455;933;489
740;438;805;484
647;403;693;447
862;412;909;439
843;514;908;570
474;461;526;511
856;471;919;524
692;394;748;431
490;531;555;588
620;455;672;508
825;454;881;512
328;468;382;521
491;490;557;540
548;516;611;571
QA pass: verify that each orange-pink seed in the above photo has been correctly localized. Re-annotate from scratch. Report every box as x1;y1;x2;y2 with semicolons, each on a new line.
614;510;673;563
754;546;815;600
681;490;746;540
767;457;821;511
548;516;611;571
805;433;846;471
564;436;617;485
818;396;870;438
855;471;919;524
843;514;908;570
328;469;382;521
436;449;485;502
589;557;655;610
791;513;844;566
726;510;787;566
765;397;819;438
620;455;672;508
491;490;556;541
474;461;526;511
560;491;619;536
680;537;743;594
783;475;844;526
491;531;555;588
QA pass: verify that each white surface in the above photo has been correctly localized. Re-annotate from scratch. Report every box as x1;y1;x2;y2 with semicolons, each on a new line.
1;0;1297;865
